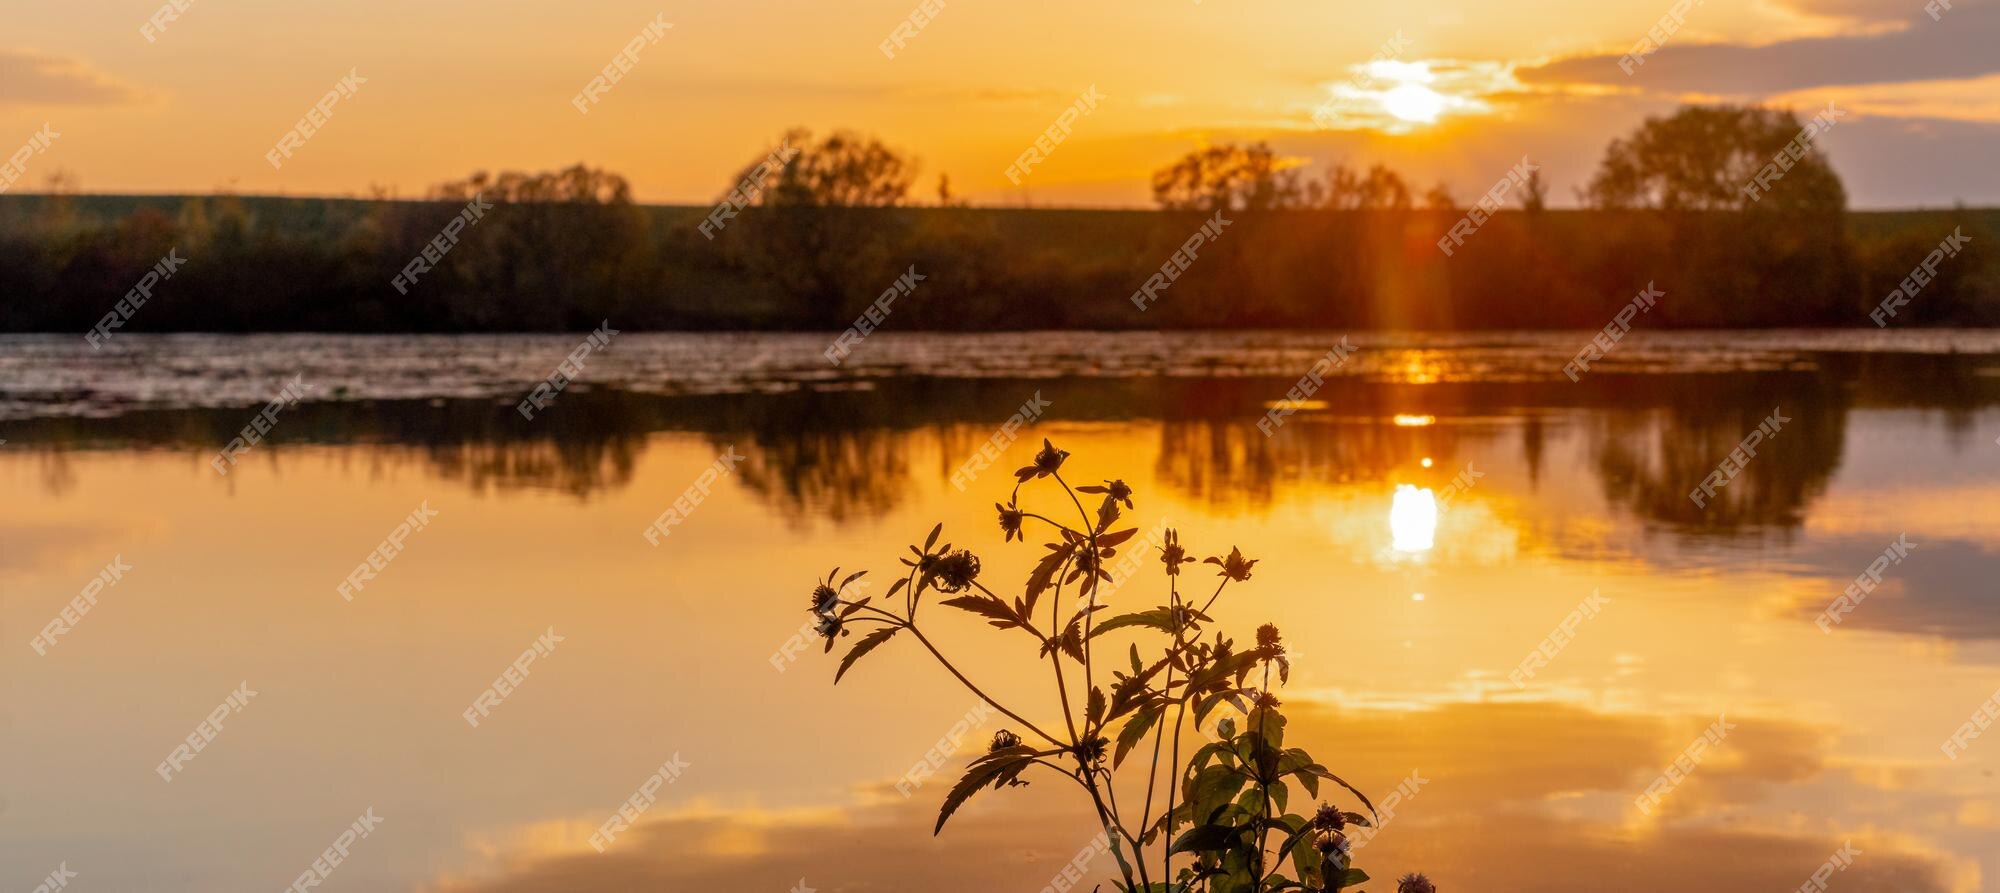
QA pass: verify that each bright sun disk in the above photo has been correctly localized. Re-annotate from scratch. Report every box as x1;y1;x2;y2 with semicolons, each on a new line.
1382;84;1447;124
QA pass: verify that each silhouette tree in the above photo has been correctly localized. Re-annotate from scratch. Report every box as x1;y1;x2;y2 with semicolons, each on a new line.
1151;142;1305;212
735;128;918;209
1585;105;1853;324
427;164;651;328
1517;169;1547;213
1585;105;1844;214
1317;163;1412;211
720;129;920;325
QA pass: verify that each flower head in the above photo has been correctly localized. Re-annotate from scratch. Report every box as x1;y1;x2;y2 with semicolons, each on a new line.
814;612;845;652
996;502;1025;542
1065;545;1112;595
811;568;860;616
989;730;1022;752
1015;438;1070;482
1077;479;1135;510
811;583;840;615
1396;873;1437;893
1159;529;1195;576
1256;623;1282;651
1073;736;1108;765
1312;803;1347;832
1313;829;1350;857
933;550;982;593
1205;546;1258;582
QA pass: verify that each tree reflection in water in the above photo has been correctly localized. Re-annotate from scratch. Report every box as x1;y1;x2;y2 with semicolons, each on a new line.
1;352;1993;538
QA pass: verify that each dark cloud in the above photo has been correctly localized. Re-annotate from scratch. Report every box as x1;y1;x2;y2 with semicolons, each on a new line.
1518;6;1999;94
0;50;146;108
1777;535;2000;638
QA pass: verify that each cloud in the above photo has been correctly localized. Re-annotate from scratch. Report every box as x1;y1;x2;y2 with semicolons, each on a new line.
1772;0;1952;26
0;49;146;108
421;700;1963;893
1518;6;1999;96
1776;536;2000;638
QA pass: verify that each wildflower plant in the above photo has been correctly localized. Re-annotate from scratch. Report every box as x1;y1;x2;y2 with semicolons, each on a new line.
807;439;1427;892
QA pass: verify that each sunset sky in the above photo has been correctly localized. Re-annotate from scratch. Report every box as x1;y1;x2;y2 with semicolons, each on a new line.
5;0;1997;207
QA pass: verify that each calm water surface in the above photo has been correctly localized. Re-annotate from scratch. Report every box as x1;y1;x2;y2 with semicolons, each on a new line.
4;331;1999;892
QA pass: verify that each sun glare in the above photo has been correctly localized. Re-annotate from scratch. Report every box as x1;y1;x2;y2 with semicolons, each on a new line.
1382;83;1447;124
1389;484;1439;553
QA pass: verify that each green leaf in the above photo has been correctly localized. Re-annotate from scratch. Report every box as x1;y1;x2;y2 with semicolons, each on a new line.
1055;605;1102;663
834;626;899;683
1114;705;1161;767
1086;686;1106;729
1234;787;1266;816
1095;493;1120;533
1048;624;1086;665
1023;540;1075;614
1092;608;1176;638
1186;740;1233;771
1303;767;1379;824
1193;690;1237;725
1168;823;1237;855
938;594;1021;628
1338;868;1370;888
1271;819;1317;882
1185;765;1245;826
923;523;942;551
1276;748;1314;777
839;569;867;589
1095;527;1140;548
1291;829;1323;886
934;746;1034;834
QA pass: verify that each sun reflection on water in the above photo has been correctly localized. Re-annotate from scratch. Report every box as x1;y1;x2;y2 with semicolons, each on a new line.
1389;484;1439;552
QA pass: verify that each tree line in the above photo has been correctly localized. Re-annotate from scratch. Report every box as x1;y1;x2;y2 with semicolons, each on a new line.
0;106;1993;333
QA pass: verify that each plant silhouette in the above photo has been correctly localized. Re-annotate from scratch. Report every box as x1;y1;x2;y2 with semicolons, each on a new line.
807;439;1434;893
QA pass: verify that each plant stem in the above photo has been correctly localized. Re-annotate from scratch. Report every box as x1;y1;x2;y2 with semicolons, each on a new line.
1098;765;1153;890
1139;659;1171;829
1253;662;1272;883
1020;511;1079;535
1161;573;1188;888
1050;473;1142;893
895;620;1066;749
1052;472;1102;726
1196;578;1230;616
1049;553;1081;744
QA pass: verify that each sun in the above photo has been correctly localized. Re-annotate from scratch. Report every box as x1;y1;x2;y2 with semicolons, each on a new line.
1382;83;1447;124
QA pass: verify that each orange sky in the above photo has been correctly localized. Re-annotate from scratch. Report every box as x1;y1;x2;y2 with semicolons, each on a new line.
3;0;1997;207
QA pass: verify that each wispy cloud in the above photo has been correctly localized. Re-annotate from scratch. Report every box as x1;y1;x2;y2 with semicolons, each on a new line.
0;49;147;108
